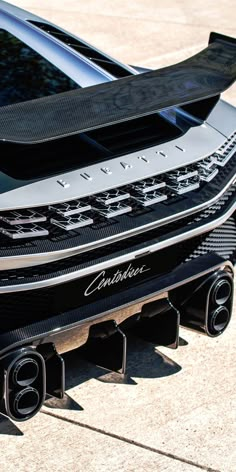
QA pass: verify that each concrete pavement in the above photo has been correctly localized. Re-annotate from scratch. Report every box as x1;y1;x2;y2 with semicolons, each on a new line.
1;1;236;471
6;0;236;104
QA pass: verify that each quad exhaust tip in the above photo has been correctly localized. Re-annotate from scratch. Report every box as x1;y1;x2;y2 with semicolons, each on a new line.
208;305;230;336
211;278;232;306
0;348;46;422
173;269;234;337
13;387;40;417
12;357;39;387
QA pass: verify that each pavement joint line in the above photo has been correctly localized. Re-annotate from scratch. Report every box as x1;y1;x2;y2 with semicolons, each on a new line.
42;410;221;472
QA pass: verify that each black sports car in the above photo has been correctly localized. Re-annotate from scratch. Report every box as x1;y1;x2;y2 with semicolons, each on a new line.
0;1;235;422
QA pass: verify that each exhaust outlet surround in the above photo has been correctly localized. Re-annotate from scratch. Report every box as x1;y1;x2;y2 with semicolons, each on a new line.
0;347;46;421
172;269;234;337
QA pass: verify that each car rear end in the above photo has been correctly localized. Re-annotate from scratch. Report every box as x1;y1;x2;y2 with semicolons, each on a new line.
0;1;235;422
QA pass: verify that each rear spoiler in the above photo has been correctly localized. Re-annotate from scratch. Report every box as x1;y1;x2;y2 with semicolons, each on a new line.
1;32;235;144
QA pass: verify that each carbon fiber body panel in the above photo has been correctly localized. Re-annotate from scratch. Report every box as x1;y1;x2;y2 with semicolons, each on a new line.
0;253;232;356
0;35;235;144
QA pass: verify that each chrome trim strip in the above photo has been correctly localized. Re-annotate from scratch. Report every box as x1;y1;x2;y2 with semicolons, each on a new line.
0;199;235;293
49;200;91;216
130;178;165;193
0;124;231;211
92;202;132;218
131;191;167;206
95;190;130;205
0;225;49;240
166;177;200;194
50;214;93;230
0;210;46;225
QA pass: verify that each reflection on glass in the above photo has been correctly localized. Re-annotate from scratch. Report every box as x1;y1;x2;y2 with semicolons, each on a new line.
0;29;79;107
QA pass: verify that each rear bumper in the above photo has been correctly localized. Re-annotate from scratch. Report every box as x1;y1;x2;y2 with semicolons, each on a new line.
0;248;234;422
0;236;234;357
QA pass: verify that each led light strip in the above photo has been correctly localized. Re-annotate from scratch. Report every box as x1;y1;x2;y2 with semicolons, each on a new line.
50;214;93;230
49;199;91;216
0;225;49;240
0;209;46;225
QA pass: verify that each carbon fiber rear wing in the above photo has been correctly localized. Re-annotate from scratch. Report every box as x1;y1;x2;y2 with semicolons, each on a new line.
0;32;235;144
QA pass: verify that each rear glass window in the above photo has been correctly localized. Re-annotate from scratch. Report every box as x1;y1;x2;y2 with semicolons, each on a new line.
0;29;79;107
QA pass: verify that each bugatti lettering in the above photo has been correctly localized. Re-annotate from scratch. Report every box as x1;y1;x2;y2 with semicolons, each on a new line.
84;264;150;296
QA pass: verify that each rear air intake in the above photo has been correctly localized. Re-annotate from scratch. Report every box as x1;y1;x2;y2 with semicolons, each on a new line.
28;21;132;78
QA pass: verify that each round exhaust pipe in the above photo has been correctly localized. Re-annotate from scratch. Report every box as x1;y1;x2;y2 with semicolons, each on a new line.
172;269;234;337
211;279;232;305
12;358;39;387
13;387;40;417
208;306;230;336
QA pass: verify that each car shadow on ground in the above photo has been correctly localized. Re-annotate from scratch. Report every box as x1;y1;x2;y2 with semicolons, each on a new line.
0;334;187;428
44;333;186;413
0;335;187;428
0;414;23;436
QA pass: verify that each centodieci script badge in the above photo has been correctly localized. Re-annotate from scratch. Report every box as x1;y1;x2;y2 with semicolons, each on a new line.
84;263;150;296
